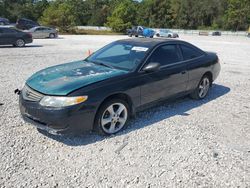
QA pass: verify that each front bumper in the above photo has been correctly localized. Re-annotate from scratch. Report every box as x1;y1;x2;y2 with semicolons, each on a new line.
19;92;96;135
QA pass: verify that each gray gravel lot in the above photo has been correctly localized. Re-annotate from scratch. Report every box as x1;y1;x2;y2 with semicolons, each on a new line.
0;35;250;187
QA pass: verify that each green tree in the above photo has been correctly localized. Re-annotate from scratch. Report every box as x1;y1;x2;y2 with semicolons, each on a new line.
106;0;137;32
40;1;76;31
224;0;250;31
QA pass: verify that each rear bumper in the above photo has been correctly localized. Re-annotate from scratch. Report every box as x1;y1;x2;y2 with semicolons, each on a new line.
19;93;96;135
25;38;33;44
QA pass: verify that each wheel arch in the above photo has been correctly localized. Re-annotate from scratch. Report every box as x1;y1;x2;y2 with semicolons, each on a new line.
203;71;213;86
95;93;135;119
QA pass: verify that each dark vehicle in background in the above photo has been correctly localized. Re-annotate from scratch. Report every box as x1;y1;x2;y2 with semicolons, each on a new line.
212;31;222;36
127;26;155;38
0;17;10;25
19;38;220;135
0;26;33;47
16;18;40;30
26;26;58;39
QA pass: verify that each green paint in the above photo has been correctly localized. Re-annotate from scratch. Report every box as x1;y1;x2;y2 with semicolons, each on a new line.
26;61;128;95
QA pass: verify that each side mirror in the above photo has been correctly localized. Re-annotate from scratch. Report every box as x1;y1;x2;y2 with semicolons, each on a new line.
142;62;160;72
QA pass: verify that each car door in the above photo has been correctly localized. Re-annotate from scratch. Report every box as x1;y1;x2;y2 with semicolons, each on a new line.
32;28;40;38
43;28;50;38
40;27;47;38
0;28;17;44
34;28;44;38
0;28;4;45
139;44;188;105
179;44;206;91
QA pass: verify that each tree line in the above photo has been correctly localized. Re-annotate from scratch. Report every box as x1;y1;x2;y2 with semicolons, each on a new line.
0;0;249;32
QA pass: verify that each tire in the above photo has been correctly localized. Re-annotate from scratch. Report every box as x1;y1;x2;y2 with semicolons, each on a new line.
156;33;160;37
94;98;130;135
135;35;138;37
15;39;25;47
190;75;211;100
49;33;55;38
168;34;172;38
150;35;153;38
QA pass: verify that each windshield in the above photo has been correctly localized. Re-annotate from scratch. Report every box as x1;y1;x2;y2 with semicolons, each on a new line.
86;42;149;71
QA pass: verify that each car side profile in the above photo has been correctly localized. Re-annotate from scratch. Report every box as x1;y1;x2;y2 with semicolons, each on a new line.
155;29;179;38
26;26;58;39
0;26;33;47
19;38;220;135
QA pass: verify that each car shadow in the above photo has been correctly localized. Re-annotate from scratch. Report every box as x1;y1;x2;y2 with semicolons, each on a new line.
0;45;43;48
40;84;230;146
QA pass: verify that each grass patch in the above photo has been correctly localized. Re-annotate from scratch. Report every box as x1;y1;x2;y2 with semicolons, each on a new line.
60;29;123;35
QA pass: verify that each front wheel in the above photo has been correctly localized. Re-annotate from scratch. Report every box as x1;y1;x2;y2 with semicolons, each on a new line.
190;76;211;100
94;99;130;135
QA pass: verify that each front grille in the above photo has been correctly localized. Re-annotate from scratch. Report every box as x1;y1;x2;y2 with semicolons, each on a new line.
22;85;44;102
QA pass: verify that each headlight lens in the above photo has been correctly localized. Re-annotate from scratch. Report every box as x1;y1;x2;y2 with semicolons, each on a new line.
39;96;88;107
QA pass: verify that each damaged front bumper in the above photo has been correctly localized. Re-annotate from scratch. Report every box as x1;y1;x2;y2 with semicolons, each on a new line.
18;90;96;135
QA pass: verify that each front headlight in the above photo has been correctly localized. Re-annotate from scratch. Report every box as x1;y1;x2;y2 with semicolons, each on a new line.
39;96;88;107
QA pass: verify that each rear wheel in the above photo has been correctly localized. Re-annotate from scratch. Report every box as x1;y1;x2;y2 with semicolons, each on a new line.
15;39;25;47
94;99;130;135
190;75;211;100
49;33;55;38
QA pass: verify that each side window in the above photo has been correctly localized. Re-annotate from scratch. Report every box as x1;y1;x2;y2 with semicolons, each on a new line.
148;45;182;66
181;45;203;60
36;28;43;31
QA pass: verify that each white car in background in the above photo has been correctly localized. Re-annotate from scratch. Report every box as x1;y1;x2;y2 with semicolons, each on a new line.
26;26;58;39
155;29;179;38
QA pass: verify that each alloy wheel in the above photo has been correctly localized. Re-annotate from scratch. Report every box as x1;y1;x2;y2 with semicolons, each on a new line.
101;103;128;134
16;39;25;47
198;77;210;98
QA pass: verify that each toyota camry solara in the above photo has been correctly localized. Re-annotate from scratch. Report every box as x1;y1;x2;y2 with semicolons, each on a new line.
19;38;220;135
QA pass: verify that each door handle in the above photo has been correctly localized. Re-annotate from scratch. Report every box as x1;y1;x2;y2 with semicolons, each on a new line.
181;71;187;74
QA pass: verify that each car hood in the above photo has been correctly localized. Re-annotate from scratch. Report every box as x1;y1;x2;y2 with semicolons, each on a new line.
26;61;128;96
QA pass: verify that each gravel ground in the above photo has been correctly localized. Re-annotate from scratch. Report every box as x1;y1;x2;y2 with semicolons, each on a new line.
0;35;249;187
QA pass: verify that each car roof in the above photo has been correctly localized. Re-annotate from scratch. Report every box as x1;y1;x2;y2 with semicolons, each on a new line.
0;25;15;28
0;17;9;21
116;38;181;48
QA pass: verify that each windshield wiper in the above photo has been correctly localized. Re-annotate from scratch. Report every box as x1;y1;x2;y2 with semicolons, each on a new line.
97;62;115;69
85;59;116;69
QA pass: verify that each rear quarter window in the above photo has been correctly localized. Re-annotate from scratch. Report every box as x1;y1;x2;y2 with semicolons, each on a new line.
180;45;203;60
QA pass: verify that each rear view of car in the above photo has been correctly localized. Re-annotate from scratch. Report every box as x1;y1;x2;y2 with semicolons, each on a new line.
16;18;40;30
0;26;33;47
